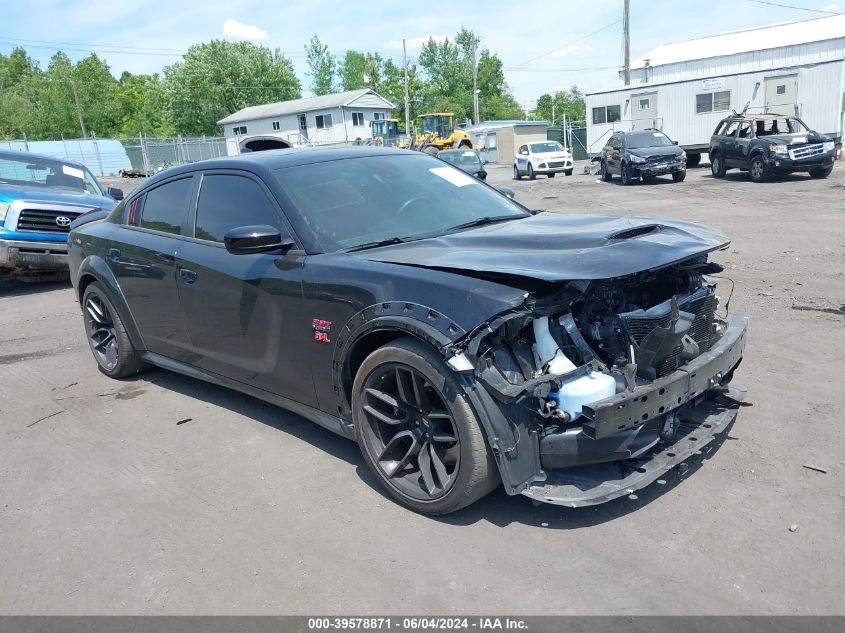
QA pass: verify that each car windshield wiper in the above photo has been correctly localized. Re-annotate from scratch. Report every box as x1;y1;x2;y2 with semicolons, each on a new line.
442;215;523;234
343;237;410;252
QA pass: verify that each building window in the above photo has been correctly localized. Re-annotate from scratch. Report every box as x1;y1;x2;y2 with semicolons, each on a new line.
638;98;650;110
316;114;333;129
352;112;365;126
272;121;280;131
298;114;307;131
232;126;247;135
373;112;383;120
591;105;621;125
776;84;786;95
696;90;731;113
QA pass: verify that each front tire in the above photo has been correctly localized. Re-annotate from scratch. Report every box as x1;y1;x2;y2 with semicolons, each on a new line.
422;144;439;156
527;163;536;180
547;172;555;178
809;166;833;179
601;161;612;181
352;337;499;515
565;169;573;176
82;282;147;378
672;170;686;183
749;155;768;183
711;153;726;178
513;165;521;180
621;162;633;185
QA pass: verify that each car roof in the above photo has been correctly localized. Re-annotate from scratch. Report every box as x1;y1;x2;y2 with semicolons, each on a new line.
439;148;477;154
0;149;87;169
722;113;790;121
618;129;664;136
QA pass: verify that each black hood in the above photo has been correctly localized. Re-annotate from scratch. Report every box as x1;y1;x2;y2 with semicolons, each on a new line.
628;145;684;159
354;213;730;282
766;131;830;145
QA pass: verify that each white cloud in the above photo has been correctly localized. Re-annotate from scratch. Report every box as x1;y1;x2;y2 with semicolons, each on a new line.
548;43;593;58
387;34;448;49
821;3;841;12
222;18;269;42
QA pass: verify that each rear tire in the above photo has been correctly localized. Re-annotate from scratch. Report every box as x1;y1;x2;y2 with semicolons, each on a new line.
672;170;686;183
82;282;147;379
809;166;833;179
565;169;573;176
547;172;555;178
513;165;521;180
352;337;499;515
686;153;701;168
749;155;768;183
711;153;726;178
527;164;536;180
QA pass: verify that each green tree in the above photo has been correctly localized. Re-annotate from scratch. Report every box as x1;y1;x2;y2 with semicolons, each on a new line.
534;86;586;125
118;71;170;136
73;54;122;136
337;50;384;92
159;40;300;136
0;48;42;138
304;35;336;96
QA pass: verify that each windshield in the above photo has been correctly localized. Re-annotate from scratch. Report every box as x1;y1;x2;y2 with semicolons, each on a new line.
438;151;481;167
0;154;103;195
421;116;449;134
275;153;529;253
625;132;674;149
755;117;809;136
529;142;564;153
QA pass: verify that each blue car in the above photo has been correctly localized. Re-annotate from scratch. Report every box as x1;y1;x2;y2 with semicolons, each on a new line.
0;150;121;277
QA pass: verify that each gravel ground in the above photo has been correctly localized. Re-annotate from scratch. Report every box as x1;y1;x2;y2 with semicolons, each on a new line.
1;161;843;615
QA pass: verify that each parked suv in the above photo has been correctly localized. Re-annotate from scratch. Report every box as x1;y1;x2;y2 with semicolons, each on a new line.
513;141;573;179
0;150;121;278
599;130;686;185
709;113;835;182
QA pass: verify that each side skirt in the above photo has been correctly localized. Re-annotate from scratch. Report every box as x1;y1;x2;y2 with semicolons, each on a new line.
142;352;354;440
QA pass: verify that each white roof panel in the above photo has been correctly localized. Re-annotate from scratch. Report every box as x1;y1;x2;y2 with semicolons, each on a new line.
633;14;845;68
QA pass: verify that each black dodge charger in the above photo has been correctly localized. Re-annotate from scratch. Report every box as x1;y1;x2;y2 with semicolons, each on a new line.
68;147;747;515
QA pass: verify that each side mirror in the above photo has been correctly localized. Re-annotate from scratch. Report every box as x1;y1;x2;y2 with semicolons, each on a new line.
108;187;124;200
497;186;515;199
672;141;679;145
478;170;487;181
224;225;293;255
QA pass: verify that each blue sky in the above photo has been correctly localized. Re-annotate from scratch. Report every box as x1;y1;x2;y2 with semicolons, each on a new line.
1;0;841;108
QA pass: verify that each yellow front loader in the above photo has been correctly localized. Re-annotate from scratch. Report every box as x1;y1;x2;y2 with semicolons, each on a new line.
403;113;474;155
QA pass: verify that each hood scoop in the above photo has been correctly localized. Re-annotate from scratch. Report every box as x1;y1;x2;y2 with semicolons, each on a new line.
608;224;662;241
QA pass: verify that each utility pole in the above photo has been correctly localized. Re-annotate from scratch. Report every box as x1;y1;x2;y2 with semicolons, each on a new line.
471;38;479;124
70;79;86;137
623;0;631;86
402;39;410;136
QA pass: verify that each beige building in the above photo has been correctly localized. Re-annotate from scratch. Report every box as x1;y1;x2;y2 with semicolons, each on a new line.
464;121;549;164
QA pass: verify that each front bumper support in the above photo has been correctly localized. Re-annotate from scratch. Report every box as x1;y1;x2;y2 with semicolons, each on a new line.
0;238;69;270
521;386;744;507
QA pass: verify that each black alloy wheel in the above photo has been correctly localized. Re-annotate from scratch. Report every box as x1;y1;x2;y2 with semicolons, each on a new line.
353;338;498;514
85;293;119;372
82;282;146;378
358;363;461;501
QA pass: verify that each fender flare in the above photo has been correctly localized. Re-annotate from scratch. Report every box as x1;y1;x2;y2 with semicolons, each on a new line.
75;255;147;352
333;302;536;493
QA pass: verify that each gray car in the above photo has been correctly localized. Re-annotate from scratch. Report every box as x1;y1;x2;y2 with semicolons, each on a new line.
599;130;687;185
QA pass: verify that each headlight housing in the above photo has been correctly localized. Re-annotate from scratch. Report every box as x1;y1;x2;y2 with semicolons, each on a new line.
0;203;9;225
769;144;787;155
629;154;646;164
823;141;834;152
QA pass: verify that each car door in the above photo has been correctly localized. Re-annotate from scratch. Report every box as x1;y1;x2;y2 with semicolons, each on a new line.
733;120;754;167
110;174;196;360
515;144;529;173
174;170;317;407
720;120;742;167
608;135;624;173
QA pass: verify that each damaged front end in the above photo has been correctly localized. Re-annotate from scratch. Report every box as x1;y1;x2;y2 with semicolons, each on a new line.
449;255;748;507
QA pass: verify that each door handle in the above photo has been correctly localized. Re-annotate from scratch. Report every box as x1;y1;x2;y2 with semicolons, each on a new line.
179;268;198;285
108;248;120;261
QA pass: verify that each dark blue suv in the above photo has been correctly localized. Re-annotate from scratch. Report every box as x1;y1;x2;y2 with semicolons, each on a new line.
0;150;121;277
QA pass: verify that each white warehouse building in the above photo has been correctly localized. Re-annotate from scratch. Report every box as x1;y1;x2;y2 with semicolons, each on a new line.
586;15;845;163
219;88;395;155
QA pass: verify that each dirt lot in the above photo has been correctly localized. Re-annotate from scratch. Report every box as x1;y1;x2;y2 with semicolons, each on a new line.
1;163;843;615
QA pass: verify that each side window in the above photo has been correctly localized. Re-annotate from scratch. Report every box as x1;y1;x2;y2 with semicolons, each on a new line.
518;145;528;155
140;177;194;235
737;122;752;139
722;121;740;137
194;174;287;244
125;194;145;225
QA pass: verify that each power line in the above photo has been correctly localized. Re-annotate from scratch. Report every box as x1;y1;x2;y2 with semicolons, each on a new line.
505;66;617;72
506;19;622;69
743;0;842;13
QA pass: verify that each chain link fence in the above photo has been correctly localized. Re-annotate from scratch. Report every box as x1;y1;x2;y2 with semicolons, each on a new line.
122;134;228;175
